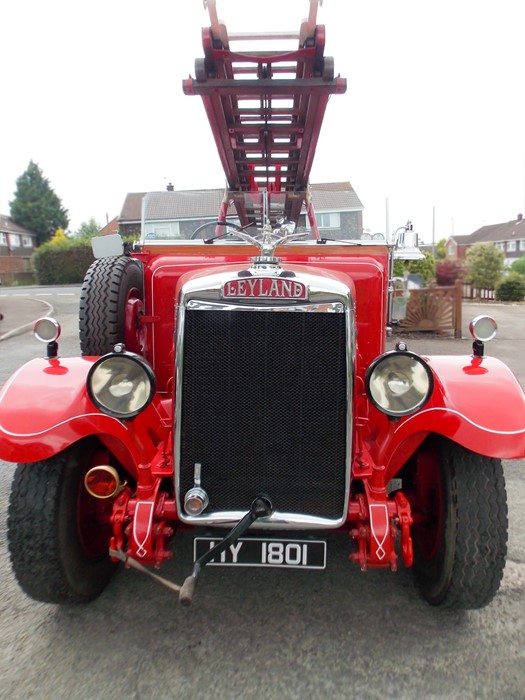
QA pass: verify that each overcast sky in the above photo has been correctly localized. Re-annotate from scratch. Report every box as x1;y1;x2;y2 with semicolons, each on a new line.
2;0;525;242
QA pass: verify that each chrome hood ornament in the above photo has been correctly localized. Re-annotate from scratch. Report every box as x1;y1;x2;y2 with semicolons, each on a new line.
234;219;308;267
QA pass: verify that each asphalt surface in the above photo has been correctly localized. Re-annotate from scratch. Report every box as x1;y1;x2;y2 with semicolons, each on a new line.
0;294;53;341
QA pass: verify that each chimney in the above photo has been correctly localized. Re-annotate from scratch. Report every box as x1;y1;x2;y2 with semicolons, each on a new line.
166;182;174;192
517;213;523;221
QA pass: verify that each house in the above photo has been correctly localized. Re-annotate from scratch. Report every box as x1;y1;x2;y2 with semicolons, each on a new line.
447;214;525;266
97;216;119;237
0;215;37;257
0;215;38;282
116;182;364;240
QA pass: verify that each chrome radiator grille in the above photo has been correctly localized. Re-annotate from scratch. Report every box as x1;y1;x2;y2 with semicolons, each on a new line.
178;306;348;522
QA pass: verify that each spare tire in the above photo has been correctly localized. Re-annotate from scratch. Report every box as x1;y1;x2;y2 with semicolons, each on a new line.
79;256;145;356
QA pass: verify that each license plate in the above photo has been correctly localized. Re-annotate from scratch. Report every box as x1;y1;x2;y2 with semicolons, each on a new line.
194;537;326;570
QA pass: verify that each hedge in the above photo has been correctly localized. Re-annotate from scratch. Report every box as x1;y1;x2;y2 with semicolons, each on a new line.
32;238;95;285
495;273;525;302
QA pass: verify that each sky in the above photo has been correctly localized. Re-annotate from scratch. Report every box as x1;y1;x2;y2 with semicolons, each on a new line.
2;0;525;243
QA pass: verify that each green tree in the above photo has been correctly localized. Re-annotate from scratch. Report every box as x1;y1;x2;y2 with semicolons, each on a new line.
465;242;504;289
74;218;101;239
436;238;447;260
510;255;525;277
10;161;69;246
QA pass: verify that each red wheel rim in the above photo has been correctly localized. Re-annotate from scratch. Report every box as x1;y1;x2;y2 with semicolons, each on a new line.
410;450;443;561
124;290;147;355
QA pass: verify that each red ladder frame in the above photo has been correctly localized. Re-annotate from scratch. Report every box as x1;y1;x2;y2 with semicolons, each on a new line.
183;0;346;231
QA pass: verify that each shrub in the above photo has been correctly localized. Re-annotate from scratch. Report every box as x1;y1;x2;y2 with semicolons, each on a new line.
408;251;435;285
32;237;94;284
435;259;467;286
495;273;525;302
393;252;435;285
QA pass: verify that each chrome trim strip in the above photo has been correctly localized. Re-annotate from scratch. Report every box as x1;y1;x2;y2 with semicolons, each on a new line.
180;510;344;531
186;299;345;314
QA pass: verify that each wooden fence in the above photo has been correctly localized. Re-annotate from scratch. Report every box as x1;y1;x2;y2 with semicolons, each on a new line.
393;280;463;337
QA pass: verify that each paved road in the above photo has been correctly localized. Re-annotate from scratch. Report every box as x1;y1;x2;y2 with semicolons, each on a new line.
0;285;78;341
0;289;524;700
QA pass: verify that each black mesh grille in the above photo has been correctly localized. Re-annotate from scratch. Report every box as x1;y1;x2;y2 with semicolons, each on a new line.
179;308;348;519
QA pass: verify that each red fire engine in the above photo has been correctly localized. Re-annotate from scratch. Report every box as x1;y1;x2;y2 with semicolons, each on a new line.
0;0;523;608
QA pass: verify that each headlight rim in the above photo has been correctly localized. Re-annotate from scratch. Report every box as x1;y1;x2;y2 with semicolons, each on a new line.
365;349;434;418
87;350;155;419
469;314;497;343
34;316;61;343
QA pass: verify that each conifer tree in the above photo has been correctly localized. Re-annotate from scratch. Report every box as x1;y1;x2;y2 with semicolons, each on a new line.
10;161;69;245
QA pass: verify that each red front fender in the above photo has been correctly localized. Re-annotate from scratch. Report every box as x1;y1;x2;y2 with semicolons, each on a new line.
370;354;525;476
0;357;170;469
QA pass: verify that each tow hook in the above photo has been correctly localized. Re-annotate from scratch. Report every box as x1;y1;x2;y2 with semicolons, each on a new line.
179;496;273;606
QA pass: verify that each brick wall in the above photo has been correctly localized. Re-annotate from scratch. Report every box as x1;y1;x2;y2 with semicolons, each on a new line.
0;256;28;273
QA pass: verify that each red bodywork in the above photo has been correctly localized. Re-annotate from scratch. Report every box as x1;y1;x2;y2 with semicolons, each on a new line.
1;3;524;590
1;242;524;573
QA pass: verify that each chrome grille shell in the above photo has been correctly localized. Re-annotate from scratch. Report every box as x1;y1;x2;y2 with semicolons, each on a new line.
174;267;354;529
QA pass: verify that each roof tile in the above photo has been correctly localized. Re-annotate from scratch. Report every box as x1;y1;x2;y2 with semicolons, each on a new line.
0;214;37;237
119;182;363;223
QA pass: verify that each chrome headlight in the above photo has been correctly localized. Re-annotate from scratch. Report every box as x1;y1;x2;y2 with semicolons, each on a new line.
366;350;434;418
87;351;155;419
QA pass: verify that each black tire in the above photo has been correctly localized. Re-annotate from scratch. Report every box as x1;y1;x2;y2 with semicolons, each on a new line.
79;256;144;356
7;439;116;604
411;439;508;609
